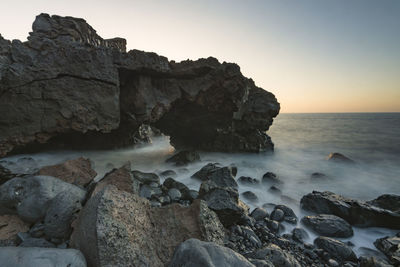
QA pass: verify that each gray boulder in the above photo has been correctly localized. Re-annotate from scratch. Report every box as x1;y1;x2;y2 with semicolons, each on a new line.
301;214;353;238
191;163;221;181
168;238;255;267
250;207;269;221
131;170;160;185
0;247;86;267
314;236;357;263
374;235;400;265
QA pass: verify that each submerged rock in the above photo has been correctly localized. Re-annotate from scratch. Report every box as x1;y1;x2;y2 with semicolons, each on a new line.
238;176;260;185
71;186;224;267
301;214;353;238
242;191;259;202
262;172;283;185
169;238;255;267
326;153;355;163
191;163;221;181
166;151;200;166
301;191;400;229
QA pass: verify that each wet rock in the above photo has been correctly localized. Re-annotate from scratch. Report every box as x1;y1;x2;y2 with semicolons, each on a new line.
163;177;192;200
0;215;30;246
359;256;393;267
327;153;355;163
29;222;45;238
242;191;259;202
37;157;96;187
314;236;357;263
367;194;400;213
250;207;269;221
0;247;86;267
262;172;283;185
274;205;297;224
238;176;260;185
301;214;353;238
131;170;160;185
268;186;282;195
249;259;274;267
0;165;16;185
159;170;177;178
0;175;86;223
188;190;199;201
248;244;301;267
328;259;339;267
191;163;221;181
292;227;309;243
374;235;400;265
166;151;200;166
301;191;400;229
169;238;255;267
0;158;39;176
71;186;224;267
168;188;182;202
139;184;158;199
19;237;56;248
270;208;285;222
310;172;327;179
265;219;280;233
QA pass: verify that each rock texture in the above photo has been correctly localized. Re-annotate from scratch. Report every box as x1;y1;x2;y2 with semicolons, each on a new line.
0;215;30;246
301;214;353;238
71;186;224;267
0;13;280;157
374;234;400;265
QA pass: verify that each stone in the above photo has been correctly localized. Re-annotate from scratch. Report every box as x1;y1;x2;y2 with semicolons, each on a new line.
310;172;327;179
262;172;282;185
238;176;260;185
314;236;357;263
159;170;177;178
169;238;255;267
367;194;400;213
268;186;282;195
359;256;392;267
249;259;274;267
37;157;96;186
242;191;259;202
300;191;400;229
0;164;16;185
250;207;269;221
168;188;182;202
270;209;285;222
327;153;355;163
191;163;221;181
374;235;400;265
274;205;297;224
328;259;339;267
292;227;309;243
29;222;45;238
0;247;86;267
301;214;353;238
166;151;200;166
0;215;30;246
70;186;225;267
0;175;86;223
131;170;160;185
19;237;56;248
163;177;192;200
248;244;301;267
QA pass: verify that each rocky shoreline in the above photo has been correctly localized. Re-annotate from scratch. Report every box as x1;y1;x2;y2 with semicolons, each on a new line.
0;152;399;267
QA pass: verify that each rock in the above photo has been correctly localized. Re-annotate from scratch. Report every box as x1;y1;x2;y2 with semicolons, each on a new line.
328;259;339;267
0;247;86;267
249;259;274;267
196;165;238;188
250;207;269;221
262;172;282;185
169;238;255;267
29;222;45;238
131;170;160;185
71;186;224;267
292;227;309;243
19;237;56;248
272;205;297;224
238;176;260;185
310;172;327;179
242;191;259;202
159;170;177;178
359;256;393;267
37;157;96;187
0;158;39;176
0;175;86;223
300;191;400;229
168;188;182;202
314;236;357;263
92;164;140;196
268;186;282;195
166;151;200;166
301;214;353;238
270;208;285;222
163;177;193;200
0;165;16;185
327;153;355;163
191;163;221;181
0;215;30;246
367;194;400;213
248;244;301;267
374;235;400;265
44;189;86;240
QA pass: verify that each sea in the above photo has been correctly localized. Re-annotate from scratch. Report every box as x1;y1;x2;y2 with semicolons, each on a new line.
2;113;400;255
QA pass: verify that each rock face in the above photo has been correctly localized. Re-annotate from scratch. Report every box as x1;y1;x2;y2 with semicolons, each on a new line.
301;214;353;238
0;247;86;267
0;13;280;157
300;191;400;229
169;238;255;267
71;186;225;267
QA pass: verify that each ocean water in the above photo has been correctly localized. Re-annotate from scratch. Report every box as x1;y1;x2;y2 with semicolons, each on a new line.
2;113;400;255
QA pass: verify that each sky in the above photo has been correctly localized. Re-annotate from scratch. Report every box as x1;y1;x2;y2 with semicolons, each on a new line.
0;0;399;113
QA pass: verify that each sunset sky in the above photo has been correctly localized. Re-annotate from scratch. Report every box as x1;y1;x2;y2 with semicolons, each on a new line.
1;0;399;113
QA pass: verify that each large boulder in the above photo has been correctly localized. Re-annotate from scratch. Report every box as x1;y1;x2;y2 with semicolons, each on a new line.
0;175;86;223
314;236;357;263
0;247;86;267
300;191;400;229
367;194;400;213
374;234;400;265
70;186;225;267
169;238;255;267
0;13;279;157
0;215;30;246
301;214;353;238
37;157;97;187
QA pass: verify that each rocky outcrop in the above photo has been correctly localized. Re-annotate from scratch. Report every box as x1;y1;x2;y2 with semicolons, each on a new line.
300;191;400;229
71;186;224;267
0;13;280;157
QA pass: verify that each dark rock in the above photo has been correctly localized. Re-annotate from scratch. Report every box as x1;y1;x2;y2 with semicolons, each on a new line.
0;158;39;176
197;166;238;189
163;177;192;200
71;186;225;267
250;207;269;221
159;170;177;178
166;151;200;166
359;256;392;267
327;153;355;163
188;190;199;201
274;205;297;224
270;209;285;222
262;172;282;185
37;157;96;186
29;222;45;238
0;175;86;223
374;235;400;265
139;184;156;199
328;259;339;267
131;170;160;185
0;247;86;267
292;227;309;243
242;191;259;202
0;215;30;246
191;163;221;181
238;176;260;185
249;259;274;267
0;165;16;185
301;191;400;229
248;244;301;267
169;238;255;267
310;172;327;179
168;188;182;202
19;237;56;248
268;186;282;195
314;236;357;263
301;214;353;238
367;194;400;213
264;219;280;233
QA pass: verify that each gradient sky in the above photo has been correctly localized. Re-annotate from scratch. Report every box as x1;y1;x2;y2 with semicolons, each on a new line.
1;0;399;113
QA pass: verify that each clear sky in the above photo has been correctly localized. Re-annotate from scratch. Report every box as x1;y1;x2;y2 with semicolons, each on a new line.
1;0;399;113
